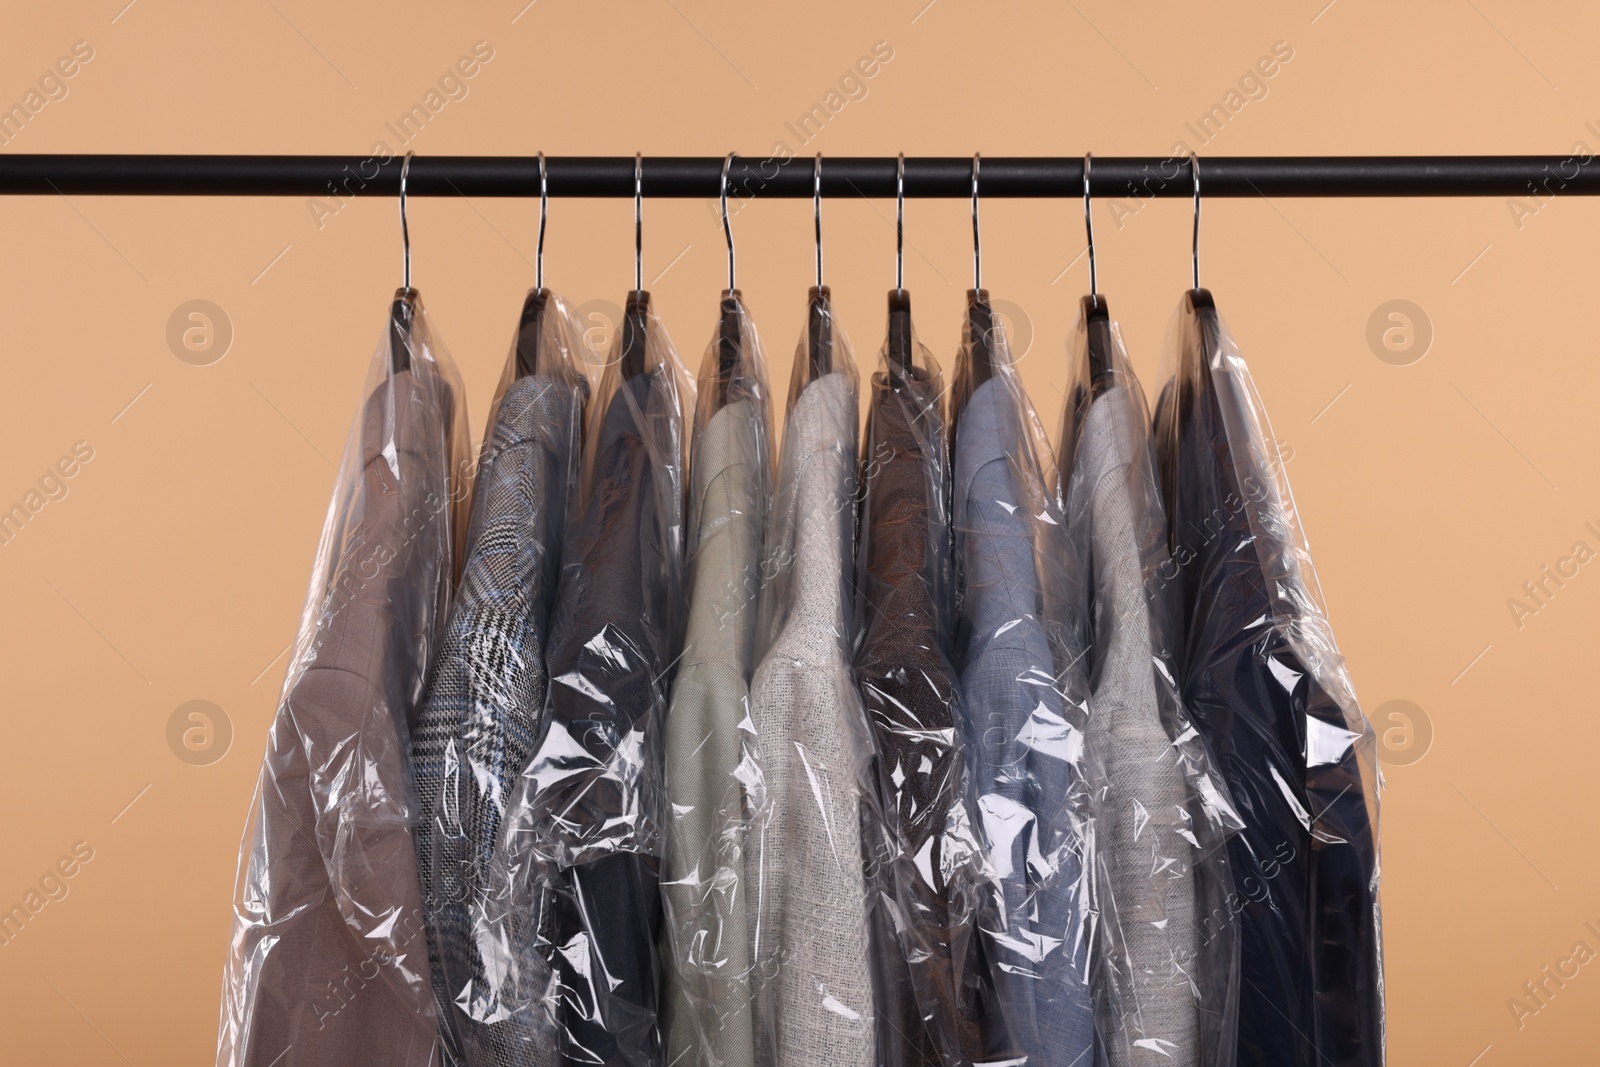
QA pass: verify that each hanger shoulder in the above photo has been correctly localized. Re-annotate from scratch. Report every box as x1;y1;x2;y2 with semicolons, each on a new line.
388;287;418;373
513;287;549;379
887;288;914;376
619;290;650;381
806;285;834;381
1082;292;1114;386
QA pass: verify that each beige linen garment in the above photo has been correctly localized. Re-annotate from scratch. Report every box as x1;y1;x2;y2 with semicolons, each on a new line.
662;397;764;1067
745;372;875;1067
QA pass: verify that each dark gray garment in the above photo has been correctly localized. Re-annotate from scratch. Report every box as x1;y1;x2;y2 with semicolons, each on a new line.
662;398;762;1067
746;372;876;1067
412;375;582;1067
954;377;1093;1065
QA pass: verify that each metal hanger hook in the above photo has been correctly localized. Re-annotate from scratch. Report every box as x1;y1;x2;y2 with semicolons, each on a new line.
1191;151;1202;291
721;152;737;291
633;152;643;292
814;153;824;288
536;151;547;291
399;151;414;290
1083;152;1097;303
971;152;982;291
895;152;905;291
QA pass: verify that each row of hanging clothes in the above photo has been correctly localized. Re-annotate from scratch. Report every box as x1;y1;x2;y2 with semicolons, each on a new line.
216;154;1384;1067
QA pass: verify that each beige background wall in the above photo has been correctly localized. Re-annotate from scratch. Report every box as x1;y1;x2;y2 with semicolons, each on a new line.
1;1;1596;1062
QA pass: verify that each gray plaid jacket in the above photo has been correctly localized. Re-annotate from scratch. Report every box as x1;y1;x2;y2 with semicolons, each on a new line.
412;375;584;1067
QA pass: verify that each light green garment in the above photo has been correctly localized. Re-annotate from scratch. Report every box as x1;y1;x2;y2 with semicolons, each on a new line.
662;397;762;1067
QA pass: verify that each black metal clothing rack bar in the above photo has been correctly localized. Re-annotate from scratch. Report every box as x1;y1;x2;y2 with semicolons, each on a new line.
0;155;1589;198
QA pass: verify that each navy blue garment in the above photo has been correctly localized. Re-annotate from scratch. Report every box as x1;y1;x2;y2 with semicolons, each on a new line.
541;372;675;1067
1153;292;1383;1067
953;377;1093;1066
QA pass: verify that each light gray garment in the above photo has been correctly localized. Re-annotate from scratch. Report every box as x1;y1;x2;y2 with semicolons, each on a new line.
745;373;875;1067
662;398;763;1067
1073;386;1199;1065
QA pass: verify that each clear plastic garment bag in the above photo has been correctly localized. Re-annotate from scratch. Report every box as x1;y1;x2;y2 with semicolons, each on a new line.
494;289;692;1067
660;287;774;1067
1057;294;1243;1067
218;289;471;1067
410;287;590;1066
854;288;991;1067
949;287;1095;1067
1152;290;1384;1067
745;285;881;1067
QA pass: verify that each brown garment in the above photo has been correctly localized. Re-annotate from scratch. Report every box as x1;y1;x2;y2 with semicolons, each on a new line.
855;365;984;1067
220;369;457;1067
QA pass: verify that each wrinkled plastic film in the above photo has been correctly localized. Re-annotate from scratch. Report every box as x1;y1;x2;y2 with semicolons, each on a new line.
492;291;690;1066
1057;304;1242;1067
660;291;774;1067
949;295;1096;1065
854;300;991;1067
410;289;590;1065
1152;292;1384;1067
745;294;879;1067
756;289;856;668
218;292;471;1067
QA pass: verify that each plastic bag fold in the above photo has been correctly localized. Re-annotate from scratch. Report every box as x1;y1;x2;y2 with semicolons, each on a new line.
744;289;879;1067
949;292;1095;1066
854;295;990;1067
1057;300;1242;1067
218;290;471;1067
411;288;590;1066
491;290;690;1066
660;291;774;1067
1151;290;1384;1067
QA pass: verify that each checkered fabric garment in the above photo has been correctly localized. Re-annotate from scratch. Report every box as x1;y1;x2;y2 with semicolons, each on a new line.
412;375;582;1067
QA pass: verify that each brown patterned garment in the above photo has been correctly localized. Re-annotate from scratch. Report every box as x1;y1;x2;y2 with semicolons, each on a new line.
855;363;985;1067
